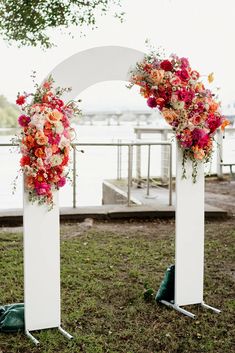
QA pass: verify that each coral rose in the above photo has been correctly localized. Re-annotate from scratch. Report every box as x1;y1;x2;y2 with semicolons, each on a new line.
23;135;35;149
48;109;63;122
35;147;45;158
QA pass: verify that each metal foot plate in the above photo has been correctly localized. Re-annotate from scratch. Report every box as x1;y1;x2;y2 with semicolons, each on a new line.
160;300;196;319
58;326;73;339
25;330;40;345
201;301;221;314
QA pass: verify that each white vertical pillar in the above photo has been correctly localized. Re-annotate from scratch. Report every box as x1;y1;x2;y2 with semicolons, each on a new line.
23;191;60;331
175;146;205;306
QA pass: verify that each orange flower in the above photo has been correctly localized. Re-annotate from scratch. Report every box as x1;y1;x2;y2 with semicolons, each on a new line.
192;146;205;160
52;144;59;154
35;147;45;158
195;82;205;92
221;118;230;131
23;135;35;149
25;176;34;189
162;108;178;124
140;87;151;98
208;72;214;83
42;91;53;103
48;109;63;122
208;101;219;114
35;131;48;145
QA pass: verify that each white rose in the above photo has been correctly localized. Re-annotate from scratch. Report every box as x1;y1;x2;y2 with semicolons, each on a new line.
50;154;63;167
59;135;70;149
55;121;64;134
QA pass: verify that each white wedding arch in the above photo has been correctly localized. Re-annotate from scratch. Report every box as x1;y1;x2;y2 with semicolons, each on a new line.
23;46;220;344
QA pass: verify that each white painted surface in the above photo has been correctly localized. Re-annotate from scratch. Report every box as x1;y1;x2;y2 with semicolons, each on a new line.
49;46;145;100
23;191;60;331
175;145;205;306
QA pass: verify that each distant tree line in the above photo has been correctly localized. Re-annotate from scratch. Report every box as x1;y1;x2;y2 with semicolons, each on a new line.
0;95;19;128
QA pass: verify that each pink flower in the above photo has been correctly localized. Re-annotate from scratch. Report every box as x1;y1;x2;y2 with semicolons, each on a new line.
180;57;189;69
147;97;157;108
192;128;209;148
177;88;195;103
176;69;190;82
35;182;51;195
57;177;66;188
18;114;31;127
177;129;193;148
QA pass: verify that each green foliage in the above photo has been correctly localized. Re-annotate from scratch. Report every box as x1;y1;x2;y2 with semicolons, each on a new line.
0;0;124;49
0;95;19;128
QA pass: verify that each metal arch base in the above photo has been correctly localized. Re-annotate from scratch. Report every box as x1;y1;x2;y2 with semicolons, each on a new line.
25;327;73;345
201;301;221;314
58;326;73;339
160;300;221;318
160;300;195;319
25;330;40;345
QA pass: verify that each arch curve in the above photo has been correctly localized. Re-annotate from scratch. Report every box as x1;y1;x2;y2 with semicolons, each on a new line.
49;46;145;100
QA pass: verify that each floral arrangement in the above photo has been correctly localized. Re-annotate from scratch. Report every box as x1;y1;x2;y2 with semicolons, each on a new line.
16;76;81;208
129;51;230;180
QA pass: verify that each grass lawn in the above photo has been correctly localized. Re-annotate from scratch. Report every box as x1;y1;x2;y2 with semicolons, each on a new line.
0;219;234;353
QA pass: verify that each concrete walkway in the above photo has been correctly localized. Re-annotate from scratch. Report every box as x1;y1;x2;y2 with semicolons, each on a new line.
0;203;228;227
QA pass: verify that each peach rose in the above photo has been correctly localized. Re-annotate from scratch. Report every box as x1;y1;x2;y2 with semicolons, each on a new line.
162;108;178;124
25;176;34;189
192;146;205;160
35;131;48;145
150;69;165;84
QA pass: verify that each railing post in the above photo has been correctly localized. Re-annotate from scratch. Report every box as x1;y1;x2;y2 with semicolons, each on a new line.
136;130;141;187
73;146;77;208
146;145;151;196
169;143;173;206
161;129;169;183
127;144;133;206
216;130;223;178
117;139;122;180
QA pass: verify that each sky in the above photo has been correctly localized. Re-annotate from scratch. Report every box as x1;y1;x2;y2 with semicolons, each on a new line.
0;0;235;111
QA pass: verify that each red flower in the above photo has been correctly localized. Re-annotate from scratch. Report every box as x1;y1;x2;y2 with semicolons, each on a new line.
160;60;173;71
156;98;165;110
16;95;26;105
206;114;222;133
20;155;30;167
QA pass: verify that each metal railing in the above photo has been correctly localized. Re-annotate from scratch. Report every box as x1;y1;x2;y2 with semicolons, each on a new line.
0;141;173;208
72;141;173;207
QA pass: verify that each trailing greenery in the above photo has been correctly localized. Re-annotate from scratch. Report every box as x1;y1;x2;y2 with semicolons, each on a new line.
0;95;19;128
0;219;234;352
0;0;124;49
